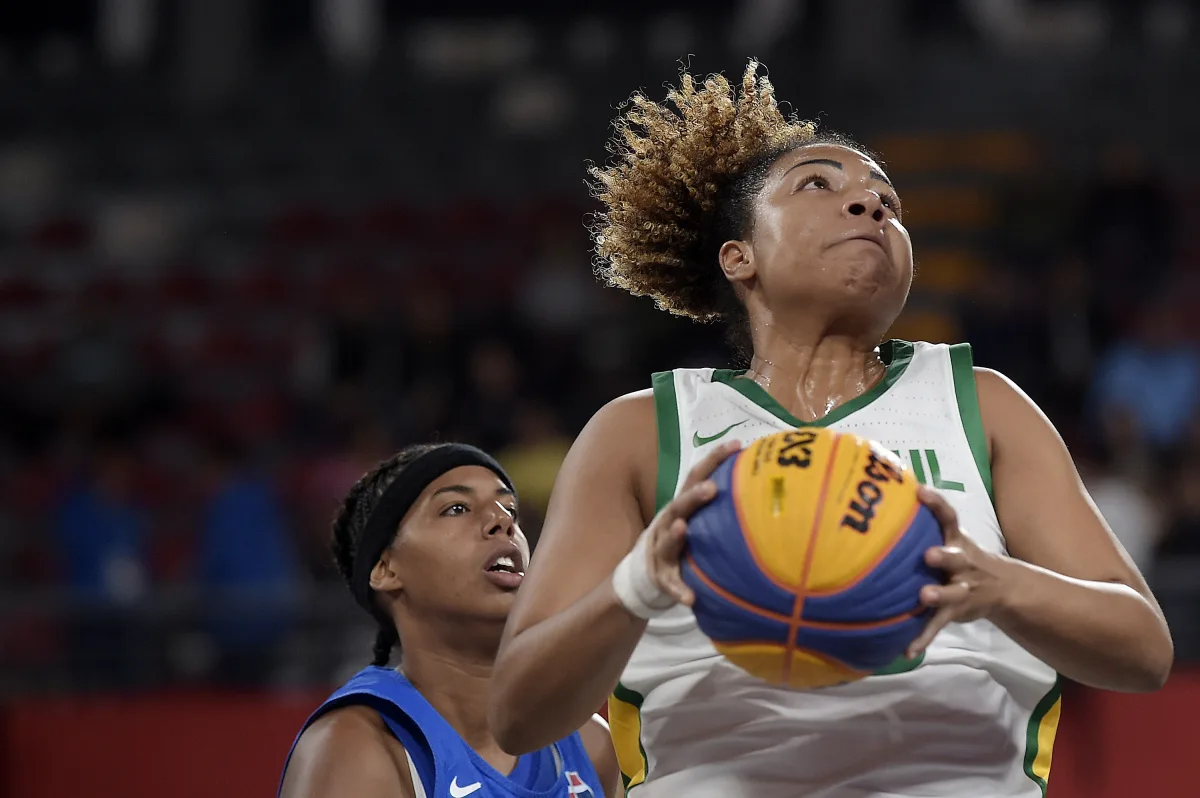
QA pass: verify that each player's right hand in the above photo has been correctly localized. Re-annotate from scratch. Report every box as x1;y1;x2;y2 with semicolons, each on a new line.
643;439;741;607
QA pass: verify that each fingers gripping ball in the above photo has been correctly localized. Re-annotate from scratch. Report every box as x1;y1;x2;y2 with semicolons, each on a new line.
681;429;944;689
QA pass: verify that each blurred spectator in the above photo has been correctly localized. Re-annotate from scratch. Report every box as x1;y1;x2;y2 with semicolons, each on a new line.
388;287;464;442
1075;141;1173;315
1077;449;1162;573
1156;455;1200;558
497;403;573;544
52;423;150;688
54;307;143;413
515;226;600;334
1041;253;1105;428
293;418;392;580
458;338;523;452
196;437;298;686
962;265;1046;399
1088;299;1200;451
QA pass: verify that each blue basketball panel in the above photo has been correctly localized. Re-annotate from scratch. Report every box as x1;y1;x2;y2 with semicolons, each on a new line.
682;558;792;645
795;613;929;672
802;505;943;624
684;455;796;618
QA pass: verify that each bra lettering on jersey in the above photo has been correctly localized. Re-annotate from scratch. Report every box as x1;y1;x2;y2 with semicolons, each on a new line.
895;448;966;492
449;776;482;797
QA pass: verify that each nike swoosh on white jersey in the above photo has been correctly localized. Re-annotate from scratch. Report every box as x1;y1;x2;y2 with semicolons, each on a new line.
449;777;482;797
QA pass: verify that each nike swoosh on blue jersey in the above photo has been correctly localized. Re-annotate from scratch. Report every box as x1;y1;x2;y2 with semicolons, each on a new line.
449;776;482;797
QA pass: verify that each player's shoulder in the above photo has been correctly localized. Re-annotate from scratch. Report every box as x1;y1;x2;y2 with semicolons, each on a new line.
294;704;398;761
584;388;656;439
563;388;658;516
282;705;412;798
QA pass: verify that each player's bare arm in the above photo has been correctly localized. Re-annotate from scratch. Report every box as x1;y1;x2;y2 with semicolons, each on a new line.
489;393;653;754
579;714;622;798
490;392;734;754
280;706;415;798
908;368;1173;691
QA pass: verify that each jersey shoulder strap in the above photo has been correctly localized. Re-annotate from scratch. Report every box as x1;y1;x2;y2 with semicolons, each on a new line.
277;666;442;797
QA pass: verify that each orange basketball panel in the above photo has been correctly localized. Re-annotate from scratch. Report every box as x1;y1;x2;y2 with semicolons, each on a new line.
732;430;839;589
806;439;919;593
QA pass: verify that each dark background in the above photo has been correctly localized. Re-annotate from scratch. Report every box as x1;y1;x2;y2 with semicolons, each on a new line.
0;0;1198;771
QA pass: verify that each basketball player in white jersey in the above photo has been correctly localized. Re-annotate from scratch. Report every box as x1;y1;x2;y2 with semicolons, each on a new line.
487;61;1173;797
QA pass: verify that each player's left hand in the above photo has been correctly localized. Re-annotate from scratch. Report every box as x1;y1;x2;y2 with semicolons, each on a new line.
906;485;1019;659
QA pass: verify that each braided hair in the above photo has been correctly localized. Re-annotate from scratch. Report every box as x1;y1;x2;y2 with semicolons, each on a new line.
331;443;439;666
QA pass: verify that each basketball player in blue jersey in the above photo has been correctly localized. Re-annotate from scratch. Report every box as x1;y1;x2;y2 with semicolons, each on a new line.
278;443;618;798
489;62;1173;797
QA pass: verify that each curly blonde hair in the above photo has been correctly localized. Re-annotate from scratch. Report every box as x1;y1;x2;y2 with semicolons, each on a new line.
589;60;863;346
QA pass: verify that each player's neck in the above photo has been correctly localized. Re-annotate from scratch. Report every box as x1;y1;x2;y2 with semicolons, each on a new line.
744;329;884;423
397;625;510;758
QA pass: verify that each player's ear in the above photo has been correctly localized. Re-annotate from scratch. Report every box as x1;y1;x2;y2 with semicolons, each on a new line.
719;239;756;285
369;549;404;593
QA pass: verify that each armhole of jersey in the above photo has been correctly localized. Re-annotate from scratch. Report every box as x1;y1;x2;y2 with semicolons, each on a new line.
405;750;429;798
947;343;994;506
376;705;437;797
651;371;682;513
280;694;437;798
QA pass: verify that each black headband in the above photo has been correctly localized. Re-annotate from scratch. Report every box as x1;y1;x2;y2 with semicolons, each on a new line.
351;443;514;618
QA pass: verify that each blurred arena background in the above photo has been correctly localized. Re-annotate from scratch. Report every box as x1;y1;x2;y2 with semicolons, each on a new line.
1;1;1199;795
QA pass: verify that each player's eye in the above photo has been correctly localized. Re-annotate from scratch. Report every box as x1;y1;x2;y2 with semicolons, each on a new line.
880;190;903;219
441;502;469;517
796;173;830;192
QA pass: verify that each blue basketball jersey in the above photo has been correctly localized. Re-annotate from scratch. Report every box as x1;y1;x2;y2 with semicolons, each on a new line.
279;666;603;798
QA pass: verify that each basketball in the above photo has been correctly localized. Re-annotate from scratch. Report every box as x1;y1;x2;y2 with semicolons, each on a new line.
681;428;944;689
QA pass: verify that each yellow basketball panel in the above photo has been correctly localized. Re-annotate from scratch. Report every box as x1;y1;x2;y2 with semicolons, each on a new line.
808;438;920;593
715;641;866;689
712;641;788;684
784;647;867;689
732;430;840;588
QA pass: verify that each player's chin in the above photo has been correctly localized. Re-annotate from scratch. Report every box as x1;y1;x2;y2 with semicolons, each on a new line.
835;256;911;311
836;249;896;288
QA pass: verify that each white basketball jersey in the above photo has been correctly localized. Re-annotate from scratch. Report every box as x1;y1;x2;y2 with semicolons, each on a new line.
608;341;1060;798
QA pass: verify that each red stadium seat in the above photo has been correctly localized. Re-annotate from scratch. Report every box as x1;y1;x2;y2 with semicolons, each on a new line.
154;269;217;308
269;203;343;246
355;200;422;241
30;215;92;251
0;276;48;309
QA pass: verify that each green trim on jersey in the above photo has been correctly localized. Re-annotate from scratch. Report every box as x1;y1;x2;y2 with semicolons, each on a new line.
872;650;926;676
651;371;682;513
710;340;916;429
948;343;994;505
1022;676;1063;796
610;681;651;793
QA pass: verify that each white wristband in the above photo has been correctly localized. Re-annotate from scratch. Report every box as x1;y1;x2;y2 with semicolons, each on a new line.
611;529;676;620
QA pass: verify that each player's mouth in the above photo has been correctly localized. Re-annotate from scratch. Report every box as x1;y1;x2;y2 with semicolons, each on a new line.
483;545;525;590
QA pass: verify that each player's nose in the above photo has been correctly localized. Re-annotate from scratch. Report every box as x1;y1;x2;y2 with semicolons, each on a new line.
482;501;515;539
842;188;886;223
